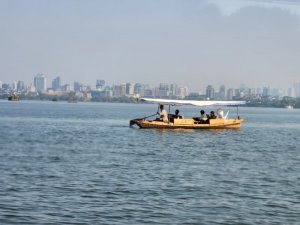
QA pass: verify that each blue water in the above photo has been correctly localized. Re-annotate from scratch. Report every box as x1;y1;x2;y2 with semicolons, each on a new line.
0;100;299;224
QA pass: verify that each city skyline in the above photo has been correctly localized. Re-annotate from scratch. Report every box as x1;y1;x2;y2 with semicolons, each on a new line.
1;73;300;99
1;72;300;93
1;0;300;90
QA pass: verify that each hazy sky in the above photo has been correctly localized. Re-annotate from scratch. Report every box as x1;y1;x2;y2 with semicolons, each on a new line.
1;0;300;91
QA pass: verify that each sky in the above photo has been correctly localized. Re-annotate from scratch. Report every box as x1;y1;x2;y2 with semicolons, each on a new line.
1;0;300;91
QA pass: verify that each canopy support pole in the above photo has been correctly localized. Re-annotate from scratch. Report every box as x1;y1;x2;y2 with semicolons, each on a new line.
237;105;240;119
168;104;171;123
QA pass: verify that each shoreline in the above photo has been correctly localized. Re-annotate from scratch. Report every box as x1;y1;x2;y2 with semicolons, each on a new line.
0;97;299;109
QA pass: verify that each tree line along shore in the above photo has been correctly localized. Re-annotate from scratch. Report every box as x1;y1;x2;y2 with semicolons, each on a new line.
1;93;299;108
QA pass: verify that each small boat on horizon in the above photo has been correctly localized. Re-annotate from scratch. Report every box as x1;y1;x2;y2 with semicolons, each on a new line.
130;98;246;129
285;105;293;109
8;94;19;101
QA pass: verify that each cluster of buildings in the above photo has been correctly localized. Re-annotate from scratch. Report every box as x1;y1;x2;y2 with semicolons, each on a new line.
200;84;300;100
0;74;189;100
1;74;300;101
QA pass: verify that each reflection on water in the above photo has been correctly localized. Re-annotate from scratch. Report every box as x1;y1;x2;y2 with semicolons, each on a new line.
0;101;299;224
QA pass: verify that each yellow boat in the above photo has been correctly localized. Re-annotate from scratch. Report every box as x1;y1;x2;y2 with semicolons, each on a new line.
130;98;245;129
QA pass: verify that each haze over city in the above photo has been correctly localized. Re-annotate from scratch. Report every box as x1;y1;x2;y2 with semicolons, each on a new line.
1;0;300;91
2;2;300;224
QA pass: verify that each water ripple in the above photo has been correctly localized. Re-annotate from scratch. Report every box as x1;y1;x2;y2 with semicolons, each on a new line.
0;101;299;224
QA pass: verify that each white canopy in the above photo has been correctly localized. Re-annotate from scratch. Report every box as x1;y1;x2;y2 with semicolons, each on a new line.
140;98;246;107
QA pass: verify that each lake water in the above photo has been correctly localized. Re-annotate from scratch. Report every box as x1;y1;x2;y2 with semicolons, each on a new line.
0;100;299;224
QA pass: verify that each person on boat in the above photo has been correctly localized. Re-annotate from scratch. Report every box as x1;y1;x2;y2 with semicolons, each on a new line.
157;104;168;122
168;109;182;123
209;111;217;119
199;110;208;123
174;109;183;119
193;110;208;123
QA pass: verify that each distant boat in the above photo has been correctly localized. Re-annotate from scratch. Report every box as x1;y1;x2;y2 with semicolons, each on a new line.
285;105;293;109
8;94;19;101
130;98;246;129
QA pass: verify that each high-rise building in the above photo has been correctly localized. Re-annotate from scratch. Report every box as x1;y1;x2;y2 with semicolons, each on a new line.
256;88;262;96
17;81;25;92
113;84;126;97
74;82;82;92
170;83;178;97
295;82;300;98
288;87;293;97
158;83;169;97
52;76;61;90
234;89;240;98
12;81;17;90
134;83;143;95
96;80;105;90
143;88;153;97
2;83;10;90
206;85;214;100
0;80;2;90
262;87;270;97
227;88;234;100
178;87;188;99
126;82;134;95
34;74;47;92
219;85;226;100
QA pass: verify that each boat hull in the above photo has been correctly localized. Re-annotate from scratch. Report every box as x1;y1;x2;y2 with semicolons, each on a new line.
8;96;19;101
130;118;243;129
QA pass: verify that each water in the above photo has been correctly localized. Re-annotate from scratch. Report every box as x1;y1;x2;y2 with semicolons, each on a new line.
0;100;299;224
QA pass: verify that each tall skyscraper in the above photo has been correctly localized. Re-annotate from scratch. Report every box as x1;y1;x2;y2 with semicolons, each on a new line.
143;88;153;97
17;81;25;92
251;88;256;96
158;83;169;97
126;82;134;95
52;76;61;90
34;74;47;92
12;81;17;90
134;83;143;95
262;87;270;97
120;84;126;96
206;85;214;100
170;83;178;97
74;82;82;92
256;88;262;96
219;85;226;100
227;88;234;100
234;89;240;98
295;82;300;98
178;87;188;99
288;88;293;97
0;80;2;90
2;83;10;90
96;80;105;90
113;84;126;97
